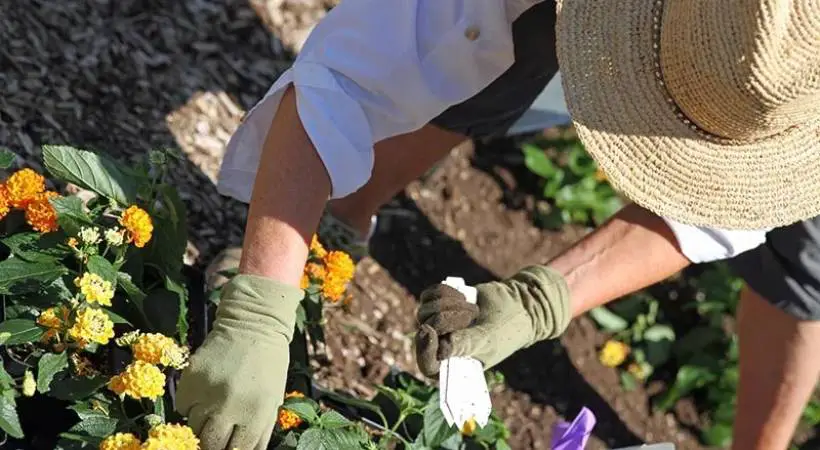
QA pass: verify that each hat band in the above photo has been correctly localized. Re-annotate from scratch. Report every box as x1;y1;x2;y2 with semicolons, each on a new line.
652;0;796;146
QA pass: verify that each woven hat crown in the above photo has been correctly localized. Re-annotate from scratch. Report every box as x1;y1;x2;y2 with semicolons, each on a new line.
659;0;820;141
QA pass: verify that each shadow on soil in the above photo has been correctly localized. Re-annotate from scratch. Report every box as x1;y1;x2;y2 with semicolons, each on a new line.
370;194;644;448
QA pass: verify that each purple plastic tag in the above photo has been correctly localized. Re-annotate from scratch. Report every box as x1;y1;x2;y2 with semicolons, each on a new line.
551;407;596;450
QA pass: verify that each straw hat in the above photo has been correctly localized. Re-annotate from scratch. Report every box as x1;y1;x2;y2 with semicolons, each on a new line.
555;0;820;230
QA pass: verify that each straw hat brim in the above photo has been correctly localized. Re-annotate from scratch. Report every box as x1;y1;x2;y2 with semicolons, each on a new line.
555;0;820;230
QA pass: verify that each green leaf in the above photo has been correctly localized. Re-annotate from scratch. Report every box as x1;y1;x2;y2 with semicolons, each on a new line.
0;258;68;295
1;232;70;263
620;371;638;391
49;376;108;401
654;365;717;411
422;393;457;447
316;388;384;417
643;324;675;367
318;410;354;430
0;148;16;169
103;309;131;325
42;145;137;205
56;432;102;449
50;197;93;236
117;272;146;308
37;351;69;393
154;396;166;423
702;423;733;448
0;392;24;438
495;440;513;450
296;428;368;450
376;385;423;415
142;288;181;336
587;307;628;332
68;414;118;438
283;398;320;424
145;186;188;278
165;275;189;344
522;145;558;179
0;363;14;390
86;256;117;287
0;319;45;345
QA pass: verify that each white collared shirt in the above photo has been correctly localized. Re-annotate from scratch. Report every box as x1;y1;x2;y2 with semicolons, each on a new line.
217;0;770;264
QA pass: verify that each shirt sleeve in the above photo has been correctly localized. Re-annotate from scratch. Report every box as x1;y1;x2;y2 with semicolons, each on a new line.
218;0;539;202
662;217;771;264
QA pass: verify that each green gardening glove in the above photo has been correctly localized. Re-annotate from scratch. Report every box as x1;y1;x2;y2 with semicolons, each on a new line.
415;266;571;376
176;274;303;450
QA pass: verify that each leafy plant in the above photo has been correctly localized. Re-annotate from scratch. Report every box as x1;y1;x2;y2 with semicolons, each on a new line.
520;136;623;228
589;292;676;389
0;146;195;449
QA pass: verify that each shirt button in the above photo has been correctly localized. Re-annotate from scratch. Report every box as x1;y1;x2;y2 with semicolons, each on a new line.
464;26;481;41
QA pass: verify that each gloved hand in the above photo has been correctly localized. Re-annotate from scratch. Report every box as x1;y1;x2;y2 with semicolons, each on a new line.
176;274;303;450
415;266;572;376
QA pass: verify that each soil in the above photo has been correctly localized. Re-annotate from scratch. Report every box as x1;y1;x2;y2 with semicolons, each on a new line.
0;1;740;449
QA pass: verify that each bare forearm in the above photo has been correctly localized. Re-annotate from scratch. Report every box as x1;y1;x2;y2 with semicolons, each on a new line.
548;204;691;317
239;87;331;285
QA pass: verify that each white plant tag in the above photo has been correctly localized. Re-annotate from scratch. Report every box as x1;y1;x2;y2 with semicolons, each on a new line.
438;277;492;430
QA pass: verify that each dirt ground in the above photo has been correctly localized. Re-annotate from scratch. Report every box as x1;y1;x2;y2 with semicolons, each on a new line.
0;1;709;448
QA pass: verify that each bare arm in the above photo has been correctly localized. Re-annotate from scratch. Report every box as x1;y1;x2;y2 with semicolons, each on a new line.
549;203;691;317
239;87;331;285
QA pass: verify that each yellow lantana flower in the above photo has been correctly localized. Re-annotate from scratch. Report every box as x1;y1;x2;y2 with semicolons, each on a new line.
119;205;153;248
22;370;35;397
461;417;477;436
598;340;630;368
278;391;306;431
323;251;355;282
6;168;45;208
321;275;348;303
141;423;199;450
107;361;166;400
309;234;327;259
100;433;142;450
25;191;59;233
0;184;10;220
68;307;115;346
75;272;115;306
37;305;68;342
99;432;141;450
132;333;189;369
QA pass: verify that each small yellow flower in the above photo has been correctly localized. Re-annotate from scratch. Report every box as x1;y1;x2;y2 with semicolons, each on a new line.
67;237;79;249
6;168;45;208
321;276;348;303
132;333;189;368
461;417;477;436
598;340;630;368
25;191;59;233
304;262;326;282
107;361;166;400
38;305;68;342
99;432;141;450
0;184;10;220
79;226;101;245
285;391;304;399
69;307;115;346
309;235;327;259
119;205;153;248
22;370;35;397
323;251;355;282
277;409;303;431
141;423;199;450
594;167;608;182
75;272;115;306
300;273;310;290
104;227;125;247
627;362;649;381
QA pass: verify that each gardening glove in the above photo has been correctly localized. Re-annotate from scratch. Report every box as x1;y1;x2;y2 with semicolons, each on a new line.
176;274;303;450
415;265;571;376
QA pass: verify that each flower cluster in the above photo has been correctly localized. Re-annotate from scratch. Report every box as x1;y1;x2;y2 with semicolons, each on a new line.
69;307;115;347
300;236;355;303
107;331;190;400
99;423;199;450
277;391;306;431
120;205;154;248
598;339;630;368
75;272;115;306
0;168;59;232
108;360;166;400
